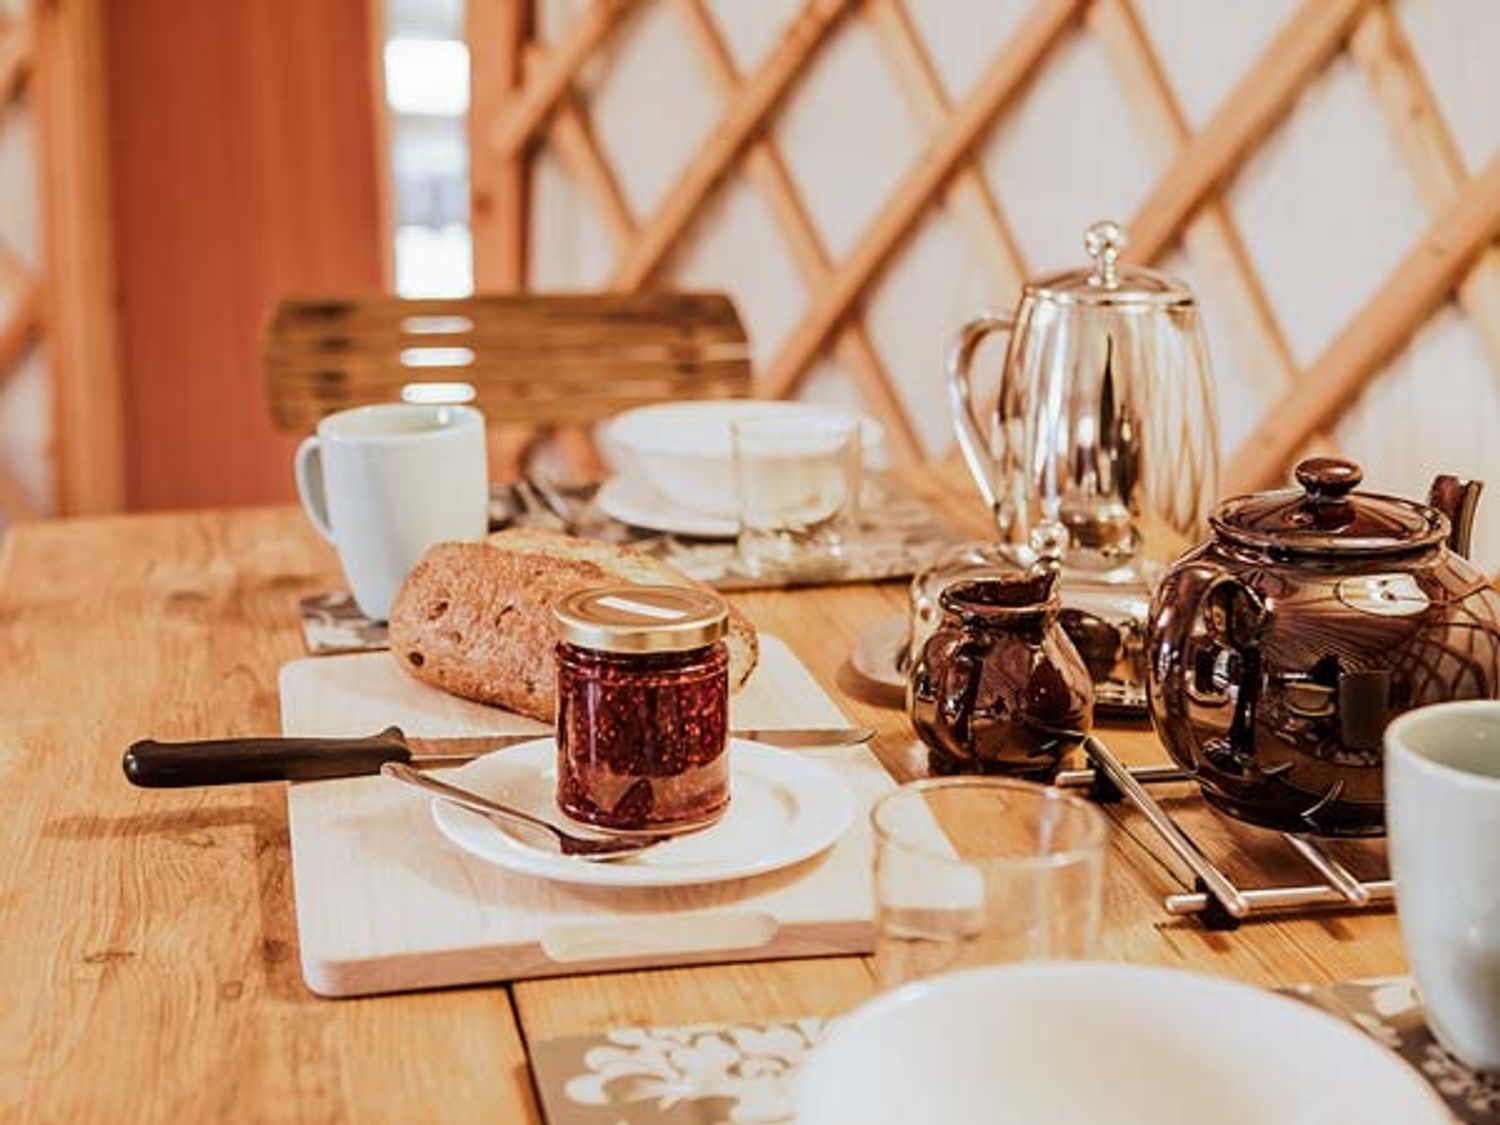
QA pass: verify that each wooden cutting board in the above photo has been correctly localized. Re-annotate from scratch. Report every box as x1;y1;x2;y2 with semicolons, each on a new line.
279;636;892;997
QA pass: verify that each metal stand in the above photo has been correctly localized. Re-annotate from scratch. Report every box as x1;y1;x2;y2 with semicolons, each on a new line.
1055;736;1393;930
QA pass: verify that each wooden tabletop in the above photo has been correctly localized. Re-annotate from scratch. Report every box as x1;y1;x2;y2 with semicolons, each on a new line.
0;469;1408;1122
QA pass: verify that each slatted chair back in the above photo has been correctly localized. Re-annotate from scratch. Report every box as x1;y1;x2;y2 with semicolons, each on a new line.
263;291;752;433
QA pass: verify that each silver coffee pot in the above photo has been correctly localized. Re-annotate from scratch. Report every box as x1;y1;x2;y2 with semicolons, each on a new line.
948;220;1221;579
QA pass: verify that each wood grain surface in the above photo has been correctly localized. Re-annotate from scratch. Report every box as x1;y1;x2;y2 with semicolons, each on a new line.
0;466;1408;1122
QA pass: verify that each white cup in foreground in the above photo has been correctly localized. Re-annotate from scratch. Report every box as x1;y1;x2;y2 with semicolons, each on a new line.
294;403;488;620
1387;699;1500;1072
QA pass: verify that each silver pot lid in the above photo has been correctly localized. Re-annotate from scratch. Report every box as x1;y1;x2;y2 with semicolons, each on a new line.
1025;220;1195;308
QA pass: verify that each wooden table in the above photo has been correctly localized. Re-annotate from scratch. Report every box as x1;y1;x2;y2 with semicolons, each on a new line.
0;471;1408;1122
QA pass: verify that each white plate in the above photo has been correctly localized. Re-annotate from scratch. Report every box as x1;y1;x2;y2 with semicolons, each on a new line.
431;738;855;887
849;613;909;695
595;473;739;539
796;962;1449;1125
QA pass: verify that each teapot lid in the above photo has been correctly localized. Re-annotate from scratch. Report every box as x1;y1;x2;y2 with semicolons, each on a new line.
1211;458;1448;556
1026;220;1195;308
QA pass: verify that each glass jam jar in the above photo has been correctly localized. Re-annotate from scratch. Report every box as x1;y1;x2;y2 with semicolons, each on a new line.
552;585;730;832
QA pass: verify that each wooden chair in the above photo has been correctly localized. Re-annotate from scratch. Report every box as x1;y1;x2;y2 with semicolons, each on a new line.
262;291;753;474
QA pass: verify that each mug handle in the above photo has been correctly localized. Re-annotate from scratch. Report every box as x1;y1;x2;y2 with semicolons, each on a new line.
946;315;1013;520
294;436;335;543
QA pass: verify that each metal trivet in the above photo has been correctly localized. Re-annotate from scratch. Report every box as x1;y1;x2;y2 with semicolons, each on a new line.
1055;736;1394;930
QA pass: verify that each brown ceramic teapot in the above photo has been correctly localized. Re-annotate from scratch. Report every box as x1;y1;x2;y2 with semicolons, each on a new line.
1147;458;1500;836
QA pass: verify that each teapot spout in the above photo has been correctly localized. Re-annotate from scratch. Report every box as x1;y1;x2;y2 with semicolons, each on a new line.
1428;475;1483;558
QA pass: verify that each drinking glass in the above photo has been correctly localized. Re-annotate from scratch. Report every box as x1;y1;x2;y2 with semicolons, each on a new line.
731;412;860;577
871;778;1107;990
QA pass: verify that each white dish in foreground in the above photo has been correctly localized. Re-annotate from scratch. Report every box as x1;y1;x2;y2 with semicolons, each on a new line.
797;962;1448;1125
431;738;855;887
595;473;739;539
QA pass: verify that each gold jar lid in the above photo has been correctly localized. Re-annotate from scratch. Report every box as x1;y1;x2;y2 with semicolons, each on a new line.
553;585;728;654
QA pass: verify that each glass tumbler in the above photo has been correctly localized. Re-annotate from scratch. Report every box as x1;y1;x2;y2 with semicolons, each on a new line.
732;411;861;578
871;778;1107;990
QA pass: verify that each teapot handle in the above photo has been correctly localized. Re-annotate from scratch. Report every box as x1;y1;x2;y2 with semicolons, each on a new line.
947;315;1013;520
1151;562;1269;765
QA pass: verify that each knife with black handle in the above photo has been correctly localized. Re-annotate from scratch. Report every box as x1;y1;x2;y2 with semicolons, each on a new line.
122;725;875;787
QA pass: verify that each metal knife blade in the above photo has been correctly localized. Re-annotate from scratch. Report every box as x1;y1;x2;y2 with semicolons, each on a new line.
123;726;876;787
404;727;875;764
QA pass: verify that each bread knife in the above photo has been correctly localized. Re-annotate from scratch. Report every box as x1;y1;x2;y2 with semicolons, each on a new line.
122;724;876;788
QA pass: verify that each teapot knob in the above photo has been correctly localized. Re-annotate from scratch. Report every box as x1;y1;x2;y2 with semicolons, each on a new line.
1295;457;1363;502
1084;220;1125;287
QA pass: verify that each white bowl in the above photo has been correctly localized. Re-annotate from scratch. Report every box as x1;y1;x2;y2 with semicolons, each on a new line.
600;400;885;519
795;963;1447;1125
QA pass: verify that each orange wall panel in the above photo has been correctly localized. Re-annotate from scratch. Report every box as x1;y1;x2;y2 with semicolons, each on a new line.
107;0;384;509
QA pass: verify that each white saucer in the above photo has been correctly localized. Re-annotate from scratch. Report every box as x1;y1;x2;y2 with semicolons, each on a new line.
595;474;739;539
430;738;855;887
850;613;909;696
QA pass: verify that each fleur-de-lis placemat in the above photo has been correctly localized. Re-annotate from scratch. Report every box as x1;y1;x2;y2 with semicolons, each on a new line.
528;978;1499;1124
528;1019;827;1125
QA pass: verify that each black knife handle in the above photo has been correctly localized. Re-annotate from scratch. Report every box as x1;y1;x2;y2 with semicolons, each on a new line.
122;726;412;787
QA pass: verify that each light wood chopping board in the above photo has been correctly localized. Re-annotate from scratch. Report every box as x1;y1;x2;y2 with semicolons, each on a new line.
279;636;892;997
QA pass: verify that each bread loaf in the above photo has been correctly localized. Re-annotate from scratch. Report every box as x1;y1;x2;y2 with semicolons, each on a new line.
389;529;759;721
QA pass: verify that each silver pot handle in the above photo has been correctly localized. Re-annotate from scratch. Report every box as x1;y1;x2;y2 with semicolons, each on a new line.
946;315;1012;519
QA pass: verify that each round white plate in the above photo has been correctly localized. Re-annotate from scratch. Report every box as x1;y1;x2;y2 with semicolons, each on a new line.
595;474;739;539
430;738;855;887
850;613;908;696
797;962;1450;1125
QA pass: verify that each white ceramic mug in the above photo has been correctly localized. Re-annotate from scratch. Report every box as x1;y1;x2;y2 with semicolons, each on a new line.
1387;700;1500;1072
295;403;488;620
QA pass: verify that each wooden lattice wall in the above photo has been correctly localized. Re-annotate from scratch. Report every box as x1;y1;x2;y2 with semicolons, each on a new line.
466;0;1500;497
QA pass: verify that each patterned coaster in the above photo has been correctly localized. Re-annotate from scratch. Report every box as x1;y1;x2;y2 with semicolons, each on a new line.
528;978;1500;1125
529;1020;827;1125
298;592;387;655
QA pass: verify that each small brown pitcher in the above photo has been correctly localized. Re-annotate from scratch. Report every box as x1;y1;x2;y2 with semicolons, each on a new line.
908;572;1095;781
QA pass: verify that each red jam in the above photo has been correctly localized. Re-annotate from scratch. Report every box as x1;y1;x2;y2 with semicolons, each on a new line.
555;640;729;830
552;584;733;832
